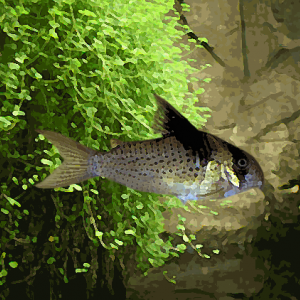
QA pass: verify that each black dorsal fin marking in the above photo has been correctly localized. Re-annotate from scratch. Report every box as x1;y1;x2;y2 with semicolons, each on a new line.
152;94;211;157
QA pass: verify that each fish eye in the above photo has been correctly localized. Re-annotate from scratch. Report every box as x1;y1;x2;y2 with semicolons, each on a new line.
237;158;248;168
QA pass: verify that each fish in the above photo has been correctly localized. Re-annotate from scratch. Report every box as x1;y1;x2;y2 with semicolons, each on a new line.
35;94;264;204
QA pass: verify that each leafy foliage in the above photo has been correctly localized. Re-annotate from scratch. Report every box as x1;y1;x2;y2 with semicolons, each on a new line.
0;0;210;291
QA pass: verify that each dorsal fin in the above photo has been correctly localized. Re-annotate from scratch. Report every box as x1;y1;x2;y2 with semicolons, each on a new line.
152;94;208;154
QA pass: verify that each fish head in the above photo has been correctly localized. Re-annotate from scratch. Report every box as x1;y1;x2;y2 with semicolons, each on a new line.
174;146;264;204
197;133;264;200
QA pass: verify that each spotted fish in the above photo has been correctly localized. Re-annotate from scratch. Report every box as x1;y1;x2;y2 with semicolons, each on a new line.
35;94;264;204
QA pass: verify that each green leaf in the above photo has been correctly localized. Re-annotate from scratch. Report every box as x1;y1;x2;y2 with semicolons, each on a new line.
58;268;64;275
1;209;9;214
176;224;185;231
115;239;123;246
124;229;135;236
189;234;196;240
12;110;25;116
9;261;18;268
8;63;20;70
47;257;56;264
177;244;186;251
136;203;144;209
49;28;58;39
78;9;97;17
41;159;53;166
0;117;12;126
182;234;189;242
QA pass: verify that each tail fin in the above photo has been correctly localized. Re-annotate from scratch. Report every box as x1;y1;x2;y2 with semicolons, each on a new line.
35;130;98;189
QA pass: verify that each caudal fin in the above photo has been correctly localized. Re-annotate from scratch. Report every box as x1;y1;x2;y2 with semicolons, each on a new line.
35;130;98;189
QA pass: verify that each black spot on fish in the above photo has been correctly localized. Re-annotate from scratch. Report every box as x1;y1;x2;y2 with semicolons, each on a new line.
189;167;193;171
